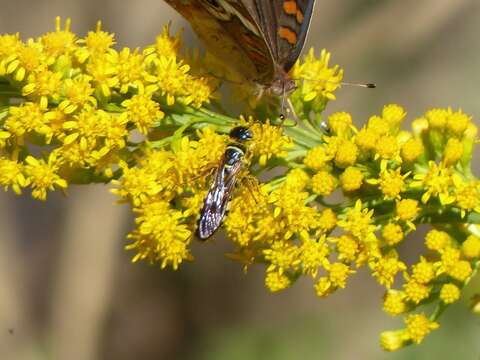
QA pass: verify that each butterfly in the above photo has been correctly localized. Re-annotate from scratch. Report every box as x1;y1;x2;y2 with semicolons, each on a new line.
163;0;316;101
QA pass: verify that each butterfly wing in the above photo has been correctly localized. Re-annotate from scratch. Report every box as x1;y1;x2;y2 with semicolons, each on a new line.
164;0;276;84
196;158;243;240
242;0;316;73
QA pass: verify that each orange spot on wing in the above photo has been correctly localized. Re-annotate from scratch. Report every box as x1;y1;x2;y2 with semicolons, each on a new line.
283;1;297;15
278;27;297;45
296;10;304;24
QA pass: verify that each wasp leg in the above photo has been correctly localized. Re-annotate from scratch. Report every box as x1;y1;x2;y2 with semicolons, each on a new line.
184;166;216;188
240;175;262;204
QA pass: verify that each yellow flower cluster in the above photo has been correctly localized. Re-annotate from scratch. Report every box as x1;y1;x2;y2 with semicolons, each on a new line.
0;18;479;352
0;17;213;199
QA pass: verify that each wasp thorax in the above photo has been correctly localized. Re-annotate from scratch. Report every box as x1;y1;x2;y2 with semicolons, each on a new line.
229;126;253;142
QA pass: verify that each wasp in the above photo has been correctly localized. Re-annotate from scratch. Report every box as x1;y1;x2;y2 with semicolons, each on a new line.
196;126;253;240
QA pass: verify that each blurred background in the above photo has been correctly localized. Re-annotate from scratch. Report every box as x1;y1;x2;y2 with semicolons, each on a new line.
0;0;479;359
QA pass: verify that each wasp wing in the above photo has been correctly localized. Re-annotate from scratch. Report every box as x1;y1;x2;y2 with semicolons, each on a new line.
196;159;243;240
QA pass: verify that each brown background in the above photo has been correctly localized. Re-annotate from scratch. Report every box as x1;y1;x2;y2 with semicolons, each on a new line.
0;1;479;359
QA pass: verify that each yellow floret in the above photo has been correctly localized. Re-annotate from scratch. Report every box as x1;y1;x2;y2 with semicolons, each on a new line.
311;170;337;196
382;223;404;246
340;166;363;192
462;235;480;259
440;283;461;304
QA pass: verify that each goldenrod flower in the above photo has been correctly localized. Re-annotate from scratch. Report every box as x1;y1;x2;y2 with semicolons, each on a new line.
355;127;378;153
250;120;291;166
425;229;451;252
334;139;358;168
443;138;464;166
403;277;431;304
368;161;409;199
265;270;291;292
382;223;404;246
304;145;331;170
39;17;77;58
311;170;337;196
370;253;406;288
340;166;363;192
328;112;353;137
61;75;97;111
440;283;461;304
446;108;471;136
338;200;377;245
413;161;455;204
285;168;310;190
380;330;407;351
425;108;448;129
411;257;435;284
446;260;472;282
383;290;407;316
127;200;192;269
24;153;67;200
382;104;406;128
264;240;300;275
461;235;480;259
404;314;439;344
0;158;28;194
314;277;334;298
401;138;424;163
374;135;399;161
299;235;329;277
336;234;359;263
317;208;337;233
76;21;115;63
292;48;343;103
452;175;480;217
121;90;164;134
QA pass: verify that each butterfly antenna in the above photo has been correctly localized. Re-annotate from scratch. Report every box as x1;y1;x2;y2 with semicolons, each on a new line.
296;77;376;89
340;81;376;88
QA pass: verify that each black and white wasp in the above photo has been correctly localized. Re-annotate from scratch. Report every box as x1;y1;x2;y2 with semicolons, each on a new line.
196;126;253;240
